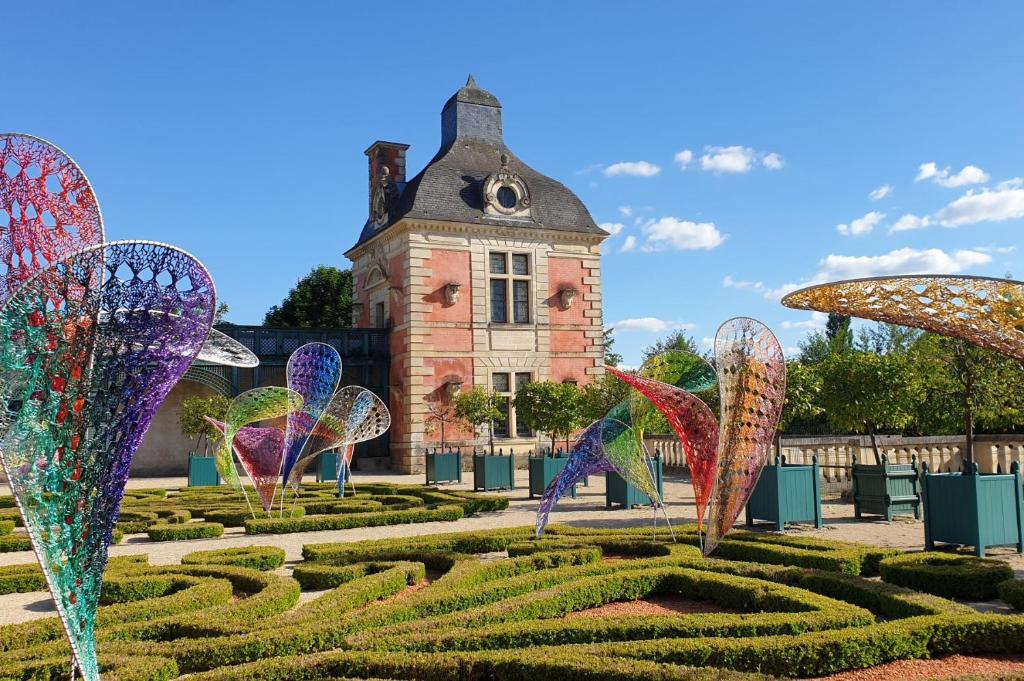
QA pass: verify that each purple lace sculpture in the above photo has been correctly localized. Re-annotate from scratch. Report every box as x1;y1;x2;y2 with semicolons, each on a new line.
0;240;216;681
280;342;343;497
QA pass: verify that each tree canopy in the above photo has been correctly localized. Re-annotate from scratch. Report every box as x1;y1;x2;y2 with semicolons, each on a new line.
513;381;585;452
264;266;353;328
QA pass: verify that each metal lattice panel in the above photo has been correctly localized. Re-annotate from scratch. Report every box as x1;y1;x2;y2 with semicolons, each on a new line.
782;275;1024;361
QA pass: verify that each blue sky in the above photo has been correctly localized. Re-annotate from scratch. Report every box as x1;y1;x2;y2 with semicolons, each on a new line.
5;3;1023;365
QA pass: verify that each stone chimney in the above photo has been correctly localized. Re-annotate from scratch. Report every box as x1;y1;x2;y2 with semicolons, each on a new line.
364;141;409;214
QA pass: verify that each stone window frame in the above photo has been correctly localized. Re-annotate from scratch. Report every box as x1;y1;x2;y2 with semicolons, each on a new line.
487;250;532;325
491;370;533;439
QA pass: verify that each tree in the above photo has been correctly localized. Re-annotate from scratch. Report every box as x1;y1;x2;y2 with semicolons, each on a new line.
424;397;462;450
911;334;1024;462
453;387;503;454
825;313;853;352
214;302;231;325
641;331;699;363
816;350;919;463
264;266;354;328
778;361;823;433
179;395;231;456
513;381;585;452
580;372;630;422
603;328;623;368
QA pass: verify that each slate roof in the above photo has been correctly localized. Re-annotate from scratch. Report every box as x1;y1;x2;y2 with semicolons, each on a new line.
349;78;605;252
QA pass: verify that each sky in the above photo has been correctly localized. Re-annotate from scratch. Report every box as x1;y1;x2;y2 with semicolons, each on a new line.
5;3;1023;366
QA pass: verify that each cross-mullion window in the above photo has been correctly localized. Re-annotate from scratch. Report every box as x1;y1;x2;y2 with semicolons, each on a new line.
489;251;531;324
492;371;532;439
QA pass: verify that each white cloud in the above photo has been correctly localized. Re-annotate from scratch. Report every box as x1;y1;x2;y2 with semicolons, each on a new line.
701;337;715;349
640;217;727;251
621;235;637;252
599;222;624;237
816;248;991;280
618;206;633;218
837;211;885;237
935;185;1024;227
603;161;661;177
915;161;989;188
674;149;693;169
781;312;827;330
782;346;802;357
889;213;931;233
739;247;992;303
722;274;767;293
700;145;756;174
610;317;696;334
762;152;784;170
976;245;1017;255
869;184;893;201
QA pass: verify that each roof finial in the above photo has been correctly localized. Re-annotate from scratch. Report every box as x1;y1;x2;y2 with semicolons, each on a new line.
465;73;477;88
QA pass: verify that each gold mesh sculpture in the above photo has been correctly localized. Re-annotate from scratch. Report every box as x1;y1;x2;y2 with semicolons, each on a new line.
782;275;1024;361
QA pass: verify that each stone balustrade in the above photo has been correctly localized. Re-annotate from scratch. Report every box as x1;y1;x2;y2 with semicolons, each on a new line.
645;433;1024;495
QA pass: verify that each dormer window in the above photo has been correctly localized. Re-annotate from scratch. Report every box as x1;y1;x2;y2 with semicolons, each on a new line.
482;154;531;218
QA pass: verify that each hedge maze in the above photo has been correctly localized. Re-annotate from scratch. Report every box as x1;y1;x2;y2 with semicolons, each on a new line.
0;483;509;550
2;523;1024;680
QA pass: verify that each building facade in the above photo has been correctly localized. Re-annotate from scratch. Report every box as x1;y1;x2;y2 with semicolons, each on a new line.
346;77;608;473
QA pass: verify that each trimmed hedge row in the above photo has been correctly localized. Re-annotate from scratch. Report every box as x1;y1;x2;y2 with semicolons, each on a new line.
0;519;15;535
181;546;286;571
245;505;464;535
999;579;1024;611
148;522;225;541
879;552;1014;600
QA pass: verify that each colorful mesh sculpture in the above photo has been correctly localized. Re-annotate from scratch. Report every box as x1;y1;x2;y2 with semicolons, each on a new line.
280;343;343;495
782;275;1024;362
703;317;786;555
287;386;391;497
0;133;103;304
0;133;257;370
0;240;217;681
535;419;618;537
207;387;303;513
607;366;719;528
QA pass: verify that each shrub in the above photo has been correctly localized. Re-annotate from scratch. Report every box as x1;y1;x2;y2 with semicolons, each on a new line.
245;505;464;535
0;520;14;536
182;546;286;571
0;534;32;552
998;579;1024;610
880;552;1014;600
148;522;225;541
0;563;45;594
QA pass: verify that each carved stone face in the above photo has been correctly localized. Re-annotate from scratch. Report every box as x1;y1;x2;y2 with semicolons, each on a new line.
444;282;462;306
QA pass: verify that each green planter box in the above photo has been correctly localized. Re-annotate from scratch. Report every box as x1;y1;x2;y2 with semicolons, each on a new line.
473;453;515;491
853;454;921;521
426;450;462;485
606;453;663;508
187;454;220;487
316;452;350;483
922;461;1024;557
746;456;822;531
529;455;576;499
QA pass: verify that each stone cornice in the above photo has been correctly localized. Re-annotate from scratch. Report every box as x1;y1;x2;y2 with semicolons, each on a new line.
345;218;606;261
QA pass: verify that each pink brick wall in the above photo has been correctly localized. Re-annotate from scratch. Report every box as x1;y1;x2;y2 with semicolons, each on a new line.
547;257;592;327
423;357;475;443
423;250;472;324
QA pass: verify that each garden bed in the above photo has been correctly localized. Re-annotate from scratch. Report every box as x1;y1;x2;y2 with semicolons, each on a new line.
2;524;1022;680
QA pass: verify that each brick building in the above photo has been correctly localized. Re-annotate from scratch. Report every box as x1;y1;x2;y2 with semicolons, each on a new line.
345;77;608;473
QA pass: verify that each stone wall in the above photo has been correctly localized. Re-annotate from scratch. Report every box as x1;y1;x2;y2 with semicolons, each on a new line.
130;379;217;477
645;433;1024;494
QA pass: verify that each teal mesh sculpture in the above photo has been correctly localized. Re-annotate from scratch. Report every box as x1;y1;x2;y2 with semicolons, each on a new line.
0;240;217;680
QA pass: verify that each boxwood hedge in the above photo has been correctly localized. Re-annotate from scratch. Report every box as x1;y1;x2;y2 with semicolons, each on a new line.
880;552;1014;600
